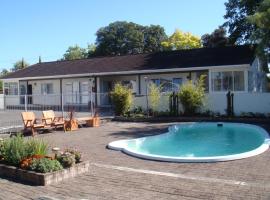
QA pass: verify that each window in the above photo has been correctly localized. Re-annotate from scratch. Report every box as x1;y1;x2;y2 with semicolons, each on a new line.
211;71;245;92
172;78;182;92
234;71;244;91
150;79;160;86
41;83;53;94
4;82;18;95
150;78;182;92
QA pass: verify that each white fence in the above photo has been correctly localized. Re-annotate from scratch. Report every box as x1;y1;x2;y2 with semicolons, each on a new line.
0;94;4;110
1;92;270;115
133;92;270;115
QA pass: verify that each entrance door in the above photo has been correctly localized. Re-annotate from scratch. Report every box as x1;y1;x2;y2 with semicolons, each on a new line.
101;81;113;106
27;84;33;104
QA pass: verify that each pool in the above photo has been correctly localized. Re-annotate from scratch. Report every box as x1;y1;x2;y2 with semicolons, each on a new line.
108;123;270;162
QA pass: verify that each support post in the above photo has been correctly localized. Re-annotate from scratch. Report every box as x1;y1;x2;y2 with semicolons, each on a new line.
24;94;27;111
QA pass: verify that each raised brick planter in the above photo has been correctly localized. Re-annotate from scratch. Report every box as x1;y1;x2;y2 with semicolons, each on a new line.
0;161;90;185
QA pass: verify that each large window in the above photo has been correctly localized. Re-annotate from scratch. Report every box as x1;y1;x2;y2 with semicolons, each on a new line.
41;83;53;94
4;82;18;95
211;71;245;92
150;78;182;92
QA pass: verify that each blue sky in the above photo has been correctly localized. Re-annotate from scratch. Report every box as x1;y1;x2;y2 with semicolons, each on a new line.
0;0;227;70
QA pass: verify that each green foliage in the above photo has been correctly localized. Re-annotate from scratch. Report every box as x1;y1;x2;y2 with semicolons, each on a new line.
12;59;29;72
95;21;144;55
29;158;63;173
86;43;97;57
63;148;82;163
1;135;48;166
248;0;270;70
161;29;201;50
178;76;206;115
111;83;133;116
223;0;262;44
143;25;168;53
62;45;88;60
56;153;75;168
95;21;167;56
201;27;231;48
26;139;48;156
148;82;162;113
1;136;27;166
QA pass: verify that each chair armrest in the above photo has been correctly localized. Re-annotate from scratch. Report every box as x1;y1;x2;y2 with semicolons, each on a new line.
25;120;33;127
42;118;53;125
54;116;64;122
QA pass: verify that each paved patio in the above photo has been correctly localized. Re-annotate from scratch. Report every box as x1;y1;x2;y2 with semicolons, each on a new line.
0;121;270;200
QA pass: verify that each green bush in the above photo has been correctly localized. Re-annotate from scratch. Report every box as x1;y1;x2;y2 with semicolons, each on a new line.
178;75;206;115
29;158;63;173
56;152;75;168
26;139;48;156
1;135;48;166
148;82;162;114
111;83;133;116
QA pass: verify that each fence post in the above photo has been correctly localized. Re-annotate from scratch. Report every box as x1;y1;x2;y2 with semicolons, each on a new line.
24;94;27;111
90;90;93;117
61;93;64;117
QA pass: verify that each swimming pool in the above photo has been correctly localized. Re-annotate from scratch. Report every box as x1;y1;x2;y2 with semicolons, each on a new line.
108;123;270;162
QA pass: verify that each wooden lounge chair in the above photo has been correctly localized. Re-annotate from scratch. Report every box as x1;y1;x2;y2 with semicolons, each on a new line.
21;111;47;136
42;110;65;131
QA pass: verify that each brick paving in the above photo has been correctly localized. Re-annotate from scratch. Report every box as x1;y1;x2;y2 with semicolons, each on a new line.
0;121;270;200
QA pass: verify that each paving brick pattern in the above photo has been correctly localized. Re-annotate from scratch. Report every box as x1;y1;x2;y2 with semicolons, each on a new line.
0;122;270;200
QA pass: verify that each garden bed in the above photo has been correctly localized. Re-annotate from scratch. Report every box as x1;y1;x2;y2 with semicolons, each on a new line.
0;161;89;186
113;116;270;124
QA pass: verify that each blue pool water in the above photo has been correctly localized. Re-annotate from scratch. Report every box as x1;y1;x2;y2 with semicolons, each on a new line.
108;123;270;162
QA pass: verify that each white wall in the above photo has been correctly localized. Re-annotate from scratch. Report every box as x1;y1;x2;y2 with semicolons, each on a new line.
206;93;270;115
133;92;270;115
0;94;4;109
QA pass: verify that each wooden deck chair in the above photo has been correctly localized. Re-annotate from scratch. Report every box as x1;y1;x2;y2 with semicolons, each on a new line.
42;110;65;131
21;112;46;136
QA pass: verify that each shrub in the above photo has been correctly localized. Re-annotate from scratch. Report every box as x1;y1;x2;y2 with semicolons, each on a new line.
178;75;206;115
148;82;162;115
64;148;82;163
1;135;28;166
26;139;48;156
56;152;75;168
1;135;49;166
29;158;63;173
111;83;133;116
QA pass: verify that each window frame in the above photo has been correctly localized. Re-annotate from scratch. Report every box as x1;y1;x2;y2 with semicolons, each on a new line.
4;82;18;96
211;70;246;92
41;83;54;95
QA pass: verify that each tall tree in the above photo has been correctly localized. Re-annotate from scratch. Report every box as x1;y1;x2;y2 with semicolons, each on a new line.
95;21;145;56
143;25;167;53
95;21;167;56
12;58;29;71
0;68;9;76
86;43;97;57
201;27;231;48
161;29;201;50
62;45;87;60
223;0;263;44
248;0;270;56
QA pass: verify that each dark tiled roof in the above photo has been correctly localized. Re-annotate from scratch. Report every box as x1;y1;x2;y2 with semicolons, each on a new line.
2;45;255;79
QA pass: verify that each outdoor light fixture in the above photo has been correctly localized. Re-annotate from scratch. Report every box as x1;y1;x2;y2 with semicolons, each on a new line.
52;147;60;158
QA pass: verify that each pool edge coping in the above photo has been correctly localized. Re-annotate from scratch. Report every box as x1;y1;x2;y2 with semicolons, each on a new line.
107;122;270;163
